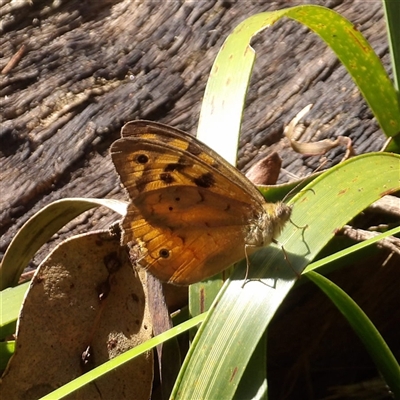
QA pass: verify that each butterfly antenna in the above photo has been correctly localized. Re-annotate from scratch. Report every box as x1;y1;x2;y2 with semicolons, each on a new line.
282;159;327;204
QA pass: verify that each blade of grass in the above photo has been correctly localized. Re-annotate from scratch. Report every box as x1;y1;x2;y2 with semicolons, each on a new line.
382;0;400;91
306;271;400;398
0;341;15;370
304;224;400;274
0;282;30;338
198;5;400;161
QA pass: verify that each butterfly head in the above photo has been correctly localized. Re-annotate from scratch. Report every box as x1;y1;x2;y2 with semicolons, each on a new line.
268;202;292;238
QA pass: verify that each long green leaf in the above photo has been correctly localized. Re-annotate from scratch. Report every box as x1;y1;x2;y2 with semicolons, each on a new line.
0;341;15;370
382;0;400;91
0;282;30;338
198;5;400;162
381;0;400;151
306;271;400;398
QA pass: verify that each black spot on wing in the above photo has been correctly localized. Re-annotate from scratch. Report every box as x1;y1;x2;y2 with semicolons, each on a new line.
160;172;175;184
193;172;215;188
164;163;186;172
168;196;182;212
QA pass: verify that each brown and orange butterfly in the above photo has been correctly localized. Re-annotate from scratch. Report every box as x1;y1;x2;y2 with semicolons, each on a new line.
111;120;292;285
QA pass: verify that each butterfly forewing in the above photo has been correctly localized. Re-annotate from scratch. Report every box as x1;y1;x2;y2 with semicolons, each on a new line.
119;121;266;206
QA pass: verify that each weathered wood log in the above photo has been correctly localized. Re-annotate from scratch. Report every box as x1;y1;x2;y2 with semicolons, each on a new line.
1;0;398;398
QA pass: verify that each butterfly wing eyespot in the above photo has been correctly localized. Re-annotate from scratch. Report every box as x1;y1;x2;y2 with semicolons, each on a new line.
111;120;292;285
158;249;170;259
136;154;149;164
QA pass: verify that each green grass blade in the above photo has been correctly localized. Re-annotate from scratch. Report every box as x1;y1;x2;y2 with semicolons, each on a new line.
234;334;268;399
197;8;288;164
382;0;400;91
0;341;15;370
198;5;400;161
287;5;400;141
0;282;30;339
304;224;400;274
381;0;400;151
306;271;400;397
188;277;225;317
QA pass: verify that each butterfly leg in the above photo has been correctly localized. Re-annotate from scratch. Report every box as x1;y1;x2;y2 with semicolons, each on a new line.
272;239;301;278
236;244;258;288
242;244;259;287
289;219;308;230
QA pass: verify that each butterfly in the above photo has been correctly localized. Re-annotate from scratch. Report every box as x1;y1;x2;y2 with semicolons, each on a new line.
111;120;292;285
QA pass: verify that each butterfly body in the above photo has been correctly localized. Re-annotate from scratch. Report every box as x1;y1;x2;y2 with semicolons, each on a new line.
111;120;292;285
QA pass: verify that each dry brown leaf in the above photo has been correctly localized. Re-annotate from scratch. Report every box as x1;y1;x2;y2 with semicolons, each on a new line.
0;230;153;400
285;104;355;161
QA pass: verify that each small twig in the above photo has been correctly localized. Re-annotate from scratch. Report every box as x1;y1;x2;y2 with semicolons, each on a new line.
341;225;400;255
367;195;400;218
1;44;26;74
19;269;35;284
